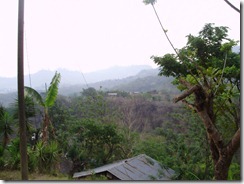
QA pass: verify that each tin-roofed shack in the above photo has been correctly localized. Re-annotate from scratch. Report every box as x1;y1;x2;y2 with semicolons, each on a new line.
73;154;175;180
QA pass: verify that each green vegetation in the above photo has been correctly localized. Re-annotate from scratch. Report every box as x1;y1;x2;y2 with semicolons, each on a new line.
152;23;240;180
0;170;69;180
0;24;240;181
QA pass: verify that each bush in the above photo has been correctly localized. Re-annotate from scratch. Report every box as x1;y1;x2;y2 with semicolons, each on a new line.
34;141;60;173
228;163;240;180
0;145;4;169
4;138;21;170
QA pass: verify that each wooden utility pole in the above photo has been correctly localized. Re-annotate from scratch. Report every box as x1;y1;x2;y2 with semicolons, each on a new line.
17;0;28;180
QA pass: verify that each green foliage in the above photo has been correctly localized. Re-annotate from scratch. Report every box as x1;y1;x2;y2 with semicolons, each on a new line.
151;23;240;179
84;173;108;180
132;134;165;162
0;110;14;148
71;88;115;122
32;141;60;173
27;146;38;172
0;106;4;117
65;119;125;169
228;163;240;180
24;86;45;107
11;95;36;141
24;71;61;109
24;72;61;143
154;23;240;85
45;72;61;107
133;110;215;180
0;145;4;169
4;138;21;170
153;54;188;78
161;111;215;180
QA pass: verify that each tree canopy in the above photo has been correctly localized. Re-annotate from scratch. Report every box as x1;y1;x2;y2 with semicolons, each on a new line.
152;23;240;180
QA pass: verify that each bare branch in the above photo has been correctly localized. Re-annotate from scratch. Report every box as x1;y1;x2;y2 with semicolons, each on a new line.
174;85;201;103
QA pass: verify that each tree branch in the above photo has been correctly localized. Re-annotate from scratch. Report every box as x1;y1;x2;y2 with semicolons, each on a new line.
223;0;240;13
197;109;224;150
226;128;240;156
181;99;196;111
179;78;193;89
151;4;180;57
174;85;201;103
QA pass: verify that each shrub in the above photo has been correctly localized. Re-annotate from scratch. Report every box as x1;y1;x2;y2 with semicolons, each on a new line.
4;138;21;170
0;145;4;169
34;141;60;173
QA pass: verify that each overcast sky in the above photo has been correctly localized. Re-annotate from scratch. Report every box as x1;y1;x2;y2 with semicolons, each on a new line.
0;0;240;77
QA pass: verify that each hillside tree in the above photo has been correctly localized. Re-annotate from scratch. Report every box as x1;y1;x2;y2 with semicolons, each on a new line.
151;23;240;180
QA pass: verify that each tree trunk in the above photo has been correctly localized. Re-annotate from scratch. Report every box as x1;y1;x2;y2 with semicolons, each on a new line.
197;107;239;180
214;153;232;180
174;80;240;180
42;112;49;143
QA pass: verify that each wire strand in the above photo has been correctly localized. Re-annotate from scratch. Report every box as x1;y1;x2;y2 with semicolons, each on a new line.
24;30;32;87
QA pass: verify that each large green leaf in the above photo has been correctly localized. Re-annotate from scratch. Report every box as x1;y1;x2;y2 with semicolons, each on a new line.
45;72;61;108
24;86;45;107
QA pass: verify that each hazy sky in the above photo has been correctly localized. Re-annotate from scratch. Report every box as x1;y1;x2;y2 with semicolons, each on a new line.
0;0;240;77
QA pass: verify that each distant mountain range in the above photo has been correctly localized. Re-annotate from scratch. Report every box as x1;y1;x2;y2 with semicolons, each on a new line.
0;65;152;93
0;65;179;107
58;68;177;96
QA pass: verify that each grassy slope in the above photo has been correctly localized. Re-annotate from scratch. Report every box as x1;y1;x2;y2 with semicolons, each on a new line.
0;170;70;181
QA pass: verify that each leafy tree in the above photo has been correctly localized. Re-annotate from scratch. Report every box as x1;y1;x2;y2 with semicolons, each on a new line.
151;24;240;180
72;88;114;122
59;117;130;173
24;71;61;143
49;95;71;130
133;109;214;180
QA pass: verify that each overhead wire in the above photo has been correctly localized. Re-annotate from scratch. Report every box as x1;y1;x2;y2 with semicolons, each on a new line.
24;29;32;87
24;19;39;131
80;68;89;88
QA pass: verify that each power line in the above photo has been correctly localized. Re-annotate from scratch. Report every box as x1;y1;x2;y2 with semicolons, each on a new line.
24;29;32;87
80;68;89;88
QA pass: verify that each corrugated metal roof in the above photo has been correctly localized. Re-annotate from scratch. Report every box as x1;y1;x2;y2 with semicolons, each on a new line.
73;154;175;180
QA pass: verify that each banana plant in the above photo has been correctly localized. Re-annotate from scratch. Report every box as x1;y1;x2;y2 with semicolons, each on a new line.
24;71;61;143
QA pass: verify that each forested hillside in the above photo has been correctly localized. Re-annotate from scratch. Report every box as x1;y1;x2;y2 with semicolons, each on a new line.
0;85;240;180
0;1;240;180
0;68;178;106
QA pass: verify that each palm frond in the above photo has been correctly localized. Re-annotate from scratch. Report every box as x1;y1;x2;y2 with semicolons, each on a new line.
45;71;61;107
24;86;45;107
